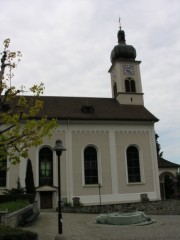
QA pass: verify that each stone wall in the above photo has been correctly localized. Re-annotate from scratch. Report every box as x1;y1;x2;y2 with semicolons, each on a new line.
62;200;180;215
0;202;38;227
0;205;33;227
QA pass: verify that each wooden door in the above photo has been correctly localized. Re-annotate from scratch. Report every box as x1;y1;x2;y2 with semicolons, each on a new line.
40;192;53;209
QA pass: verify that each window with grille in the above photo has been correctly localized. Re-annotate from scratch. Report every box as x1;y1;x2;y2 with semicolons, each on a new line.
125;78;136;93
84;146;98;185
39;147;53;186
127;146;141;183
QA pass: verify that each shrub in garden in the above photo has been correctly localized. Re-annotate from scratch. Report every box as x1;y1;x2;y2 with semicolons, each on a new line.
0;227;38;240
25;159;35;202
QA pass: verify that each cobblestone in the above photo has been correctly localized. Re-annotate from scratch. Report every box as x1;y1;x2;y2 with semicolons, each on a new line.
23;212;180;240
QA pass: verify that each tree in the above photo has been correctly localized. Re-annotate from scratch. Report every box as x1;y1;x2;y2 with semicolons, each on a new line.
176;171;180;193
155;133;163;158
25;159;35;194
164;174;175;199
0;39;57;164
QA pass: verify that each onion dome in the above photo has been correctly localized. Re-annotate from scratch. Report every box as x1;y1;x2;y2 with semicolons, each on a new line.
110;28;136;63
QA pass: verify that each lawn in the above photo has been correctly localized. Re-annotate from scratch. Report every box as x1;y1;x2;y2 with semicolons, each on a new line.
0;199;30;213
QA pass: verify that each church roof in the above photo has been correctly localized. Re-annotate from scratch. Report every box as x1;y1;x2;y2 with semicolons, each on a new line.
32;96;158;122
158;157;180;168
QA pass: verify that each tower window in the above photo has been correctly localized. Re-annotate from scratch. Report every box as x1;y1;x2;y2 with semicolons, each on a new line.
84;146;98;185
126;146;141;183
125;78;136;93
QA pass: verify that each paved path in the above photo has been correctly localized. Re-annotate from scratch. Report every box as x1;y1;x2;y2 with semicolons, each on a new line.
23;211;180;240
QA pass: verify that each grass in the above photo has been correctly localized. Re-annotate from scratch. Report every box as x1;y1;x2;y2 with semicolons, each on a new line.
0;199;30;213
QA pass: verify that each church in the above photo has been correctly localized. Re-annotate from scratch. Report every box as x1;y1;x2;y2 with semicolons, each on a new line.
1;26;165;209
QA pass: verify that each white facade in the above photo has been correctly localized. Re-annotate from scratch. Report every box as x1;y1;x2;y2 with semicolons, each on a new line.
5;120;160;208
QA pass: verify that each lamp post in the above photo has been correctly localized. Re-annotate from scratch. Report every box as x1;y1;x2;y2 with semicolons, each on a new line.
53;139;66;235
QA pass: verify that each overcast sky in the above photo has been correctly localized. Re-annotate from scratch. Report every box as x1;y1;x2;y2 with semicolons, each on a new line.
0;0;179;164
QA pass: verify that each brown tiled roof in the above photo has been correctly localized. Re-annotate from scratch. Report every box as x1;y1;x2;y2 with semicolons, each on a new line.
158;157;180;168
31;96;159;122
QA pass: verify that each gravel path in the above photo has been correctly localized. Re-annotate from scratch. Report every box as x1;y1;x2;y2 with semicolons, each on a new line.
23;212;180;240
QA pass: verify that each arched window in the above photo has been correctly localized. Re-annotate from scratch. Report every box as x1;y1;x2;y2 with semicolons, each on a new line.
0;158;7;187
39;147;53;186
126;146;141;183
84;146;98;185
125;79;130;92
130;80;136;92
125;78;136;93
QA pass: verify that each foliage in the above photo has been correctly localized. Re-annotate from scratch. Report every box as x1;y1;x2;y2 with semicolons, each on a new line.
176;171;180;192
170;192;180;200
25;159;35;194
3;177;25;195
0;226;38;240
0;39;57;164
0;194;34;204
0;199;30;213
63;201;72;207
177;171;180;181
164;174;175;199
155;133;163;158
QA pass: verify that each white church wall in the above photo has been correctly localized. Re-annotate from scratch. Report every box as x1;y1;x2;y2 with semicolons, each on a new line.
4;120;160;205
59;121;160;204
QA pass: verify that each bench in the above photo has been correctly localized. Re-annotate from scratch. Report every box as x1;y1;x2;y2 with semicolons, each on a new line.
21;208;39;226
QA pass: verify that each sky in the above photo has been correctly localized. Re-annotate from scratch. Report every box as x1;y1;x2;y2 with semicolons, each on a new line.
0;0;179;164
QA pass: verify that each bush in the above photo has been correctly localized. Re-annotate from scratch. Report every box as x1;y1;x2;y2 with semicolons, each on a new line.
25;159;35;195
0;227;38;240
0;194;35;204
170;192;180;200
3;178;25;195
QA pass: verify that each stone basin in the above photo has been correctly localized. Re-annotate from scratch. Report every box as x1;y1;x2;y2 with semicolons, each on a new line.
96;211;152;225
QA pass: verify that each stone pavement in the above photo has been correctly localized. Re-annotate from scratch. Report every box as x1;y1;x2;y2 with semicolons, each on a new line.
23;211;180;240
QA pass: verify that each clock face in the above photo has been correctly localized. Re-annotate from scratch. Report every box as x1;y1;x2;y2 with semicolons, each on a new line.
123;64;134;75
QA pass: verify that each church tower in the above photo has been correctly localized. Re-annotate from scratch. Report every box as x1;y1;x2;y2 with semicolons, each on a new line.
109;26;144;105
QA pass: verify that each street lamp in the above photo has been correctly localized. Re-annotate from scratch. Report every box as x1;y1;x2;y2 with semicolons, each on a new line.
53;139;66;235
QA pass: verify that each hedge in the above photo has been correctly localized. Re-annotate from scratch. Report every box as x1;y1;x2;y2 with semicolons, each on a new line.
0;227;38;240
0;194;35;204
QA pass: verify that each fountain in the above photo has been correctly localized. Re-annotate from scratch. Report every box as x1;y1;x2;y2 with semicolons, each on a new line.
96;211;153;225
